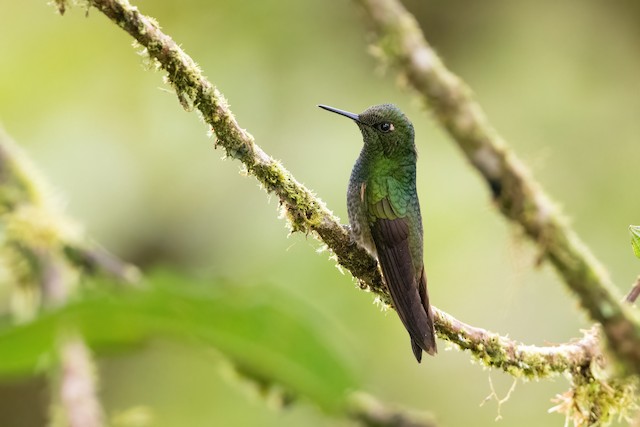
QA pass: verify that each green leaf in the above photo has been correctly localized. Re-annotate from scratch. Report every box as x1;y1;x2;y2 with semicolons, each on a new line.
0;272;357;412
630;225;640;259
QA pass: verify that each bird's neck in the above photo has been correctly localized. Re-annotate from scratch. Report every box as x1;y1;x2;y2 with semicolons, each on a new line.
356;144;417;181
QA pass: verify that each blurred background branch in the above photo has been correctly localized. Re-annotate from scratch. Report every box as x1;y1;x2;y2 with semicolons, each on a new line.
0;130;108;426
354;0;640;377
348;392;438;427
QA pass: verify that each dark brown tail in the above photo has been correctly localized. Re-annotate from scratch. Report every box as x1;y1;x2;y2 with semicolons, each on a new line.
370;218;437;362
411;268;437;362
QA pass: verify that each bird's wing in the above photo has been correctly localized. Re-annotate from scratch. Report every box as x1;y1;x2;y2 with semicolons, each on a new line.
369;198;436;359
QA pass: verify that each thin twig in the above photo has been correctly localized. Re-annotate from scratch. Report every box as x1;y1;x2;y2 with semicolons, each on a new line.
480;377;518;421
63;242;140;284
626;277;640;304
61;0;610;379
353;0;640;375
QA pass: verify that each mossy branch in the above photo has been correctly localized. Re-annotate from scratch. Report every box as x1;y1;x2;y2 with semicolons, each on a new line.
354;0;640;376
51;0;621;385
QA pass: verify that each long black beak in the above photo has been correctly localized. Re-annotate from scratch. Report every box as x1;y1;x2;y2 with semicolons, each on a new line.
318;104;360;123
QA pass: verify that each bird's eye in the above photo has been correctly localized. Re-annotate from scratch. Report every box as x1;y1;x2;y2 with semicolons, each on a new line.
376;122;394;133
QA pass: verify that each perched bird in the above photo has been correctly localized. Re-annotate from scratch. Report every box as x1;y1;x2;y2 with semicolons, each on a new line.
319;103;437;362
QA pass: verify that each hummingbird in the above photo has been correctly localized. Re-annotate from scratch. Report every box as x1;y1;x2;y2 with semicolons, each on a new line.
319;103;437;362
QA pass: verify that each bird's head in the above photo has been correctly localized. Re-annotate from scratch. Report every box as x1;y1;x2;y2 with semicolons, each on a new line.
319;103;415;157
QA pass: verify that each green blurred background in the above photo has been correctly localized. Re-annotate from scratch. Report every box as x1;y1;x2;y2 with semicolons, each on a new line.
1;0;640;426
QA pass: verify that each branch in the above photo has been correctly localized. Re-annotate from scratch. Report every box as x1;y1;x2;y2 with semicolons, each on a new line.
88;0;387;296
0;130;107;427
626;276;640;304
59;0;610;380
63;242;140;284
56;337;104;427
348;392;438;427
353;0;640;375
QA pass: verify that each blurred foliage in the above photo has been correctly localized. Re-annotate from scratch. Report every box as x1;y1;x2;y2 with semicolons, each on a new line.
0;271;357;413
1;0;639;426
